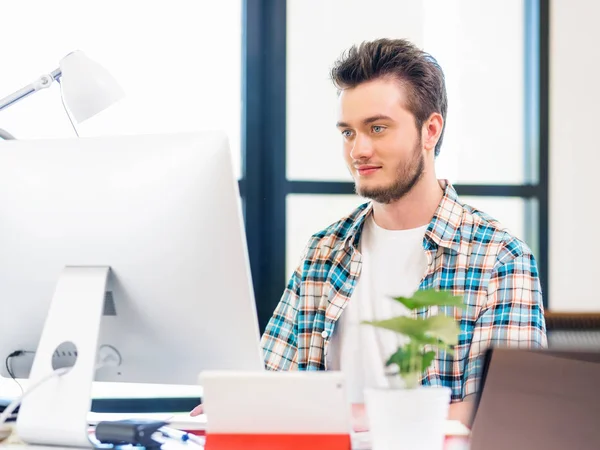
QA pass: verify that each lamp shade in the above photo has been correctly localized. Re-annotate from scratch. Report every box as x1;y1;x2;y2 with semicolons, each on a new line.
59;51;125;123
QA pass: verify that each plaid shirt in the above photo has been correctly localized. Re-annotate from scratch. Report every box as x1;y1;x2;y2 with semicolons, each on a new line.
261;181;547;401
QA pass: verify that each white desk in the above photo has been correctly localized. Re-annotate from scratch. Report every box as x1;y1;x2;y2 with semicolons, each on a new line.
0;379;202;400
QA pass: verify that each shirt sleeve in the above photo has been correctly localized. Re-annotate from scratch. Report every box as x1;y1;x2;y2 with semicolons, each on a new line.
462;250;548;398
260;266;301;371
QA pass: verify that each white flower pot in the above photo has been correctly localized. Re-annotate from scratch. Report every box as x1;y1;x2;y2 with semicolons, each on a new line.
364;386;451;450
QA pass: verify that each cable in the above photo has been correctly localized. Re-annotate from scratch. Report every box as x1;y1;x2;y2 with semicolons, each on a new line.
0;361;107;428
0;367;70;443
5;351;35;395
6;358;23;395
0;367;70;428
56;79;79;137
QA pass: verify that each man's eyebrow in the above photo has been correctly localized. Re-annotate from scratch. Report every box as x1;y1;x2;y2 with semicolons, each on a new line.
362;114;393;125
336;115;394;128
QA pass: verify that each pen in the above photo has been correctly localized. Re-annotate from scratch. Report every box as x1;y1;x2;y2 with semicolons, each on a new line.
158;427;205;446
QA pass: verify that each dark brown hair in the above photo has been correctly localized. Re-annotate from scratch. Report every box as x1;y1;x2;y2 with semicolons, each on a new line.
330;38;447;156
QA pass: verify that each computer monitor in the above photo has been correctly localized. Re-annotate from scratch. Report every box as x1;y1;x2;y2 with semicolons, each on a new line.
0;131;264;447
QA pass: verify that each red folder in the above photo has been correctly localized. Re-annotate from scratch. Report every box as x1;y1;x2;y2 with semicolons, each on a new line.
204;432;352;450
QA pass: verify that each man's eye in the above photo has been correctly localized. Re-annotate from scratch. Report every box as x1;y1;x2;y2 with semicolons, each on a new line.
341;130;354;138
372;125;386;133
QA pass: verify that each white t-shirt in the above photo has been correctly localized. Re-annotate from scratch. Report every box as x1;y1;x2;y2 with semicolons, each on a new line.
328;215;428;403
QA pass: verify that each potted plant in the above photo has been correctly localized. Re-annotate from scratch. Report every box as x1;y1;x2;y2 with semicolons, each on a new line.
362;288;463;450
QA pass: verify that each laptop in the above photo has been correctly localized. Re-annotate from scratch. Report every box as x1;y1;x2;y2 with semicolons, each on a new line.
470;348;600;450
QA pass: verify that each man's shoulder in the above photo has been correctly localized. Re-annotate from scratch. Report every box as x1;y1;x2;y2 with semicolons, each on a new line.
458;201;535;265
304;202;371;252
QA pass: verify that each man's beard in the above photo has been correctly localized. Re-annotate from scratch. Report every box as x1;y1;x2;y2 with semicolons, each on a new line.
355;141;425;204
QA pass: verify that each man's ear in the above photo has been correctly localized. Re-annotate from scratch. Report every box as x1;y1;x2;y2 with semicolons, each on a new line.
423;113;444;152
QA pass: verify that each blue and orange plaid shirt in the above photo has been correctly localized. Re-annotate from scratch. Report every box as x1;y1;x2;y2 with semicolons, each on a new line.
260;181;547;402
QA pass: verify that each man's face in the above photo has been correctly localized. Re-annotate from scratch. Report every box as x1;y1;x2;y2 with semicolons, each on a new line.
337;78;424;204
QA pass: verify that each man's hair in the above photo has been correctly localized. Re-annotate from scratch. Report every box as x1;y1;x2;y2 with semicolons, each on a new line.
330;38;447;157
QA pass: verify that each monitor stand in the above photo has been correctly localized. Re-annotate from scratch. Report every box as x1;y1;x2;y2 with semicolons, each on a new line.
16;266;111;448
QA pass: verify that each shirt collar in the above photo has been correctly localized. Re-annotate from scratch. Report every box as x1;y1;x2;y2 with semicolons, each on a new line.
423;180;464;253
343;180;464;253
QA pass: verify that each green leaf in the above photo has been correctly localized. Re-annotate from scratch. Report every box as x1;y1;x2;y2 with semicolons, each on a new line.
413;336;455;355
386;348;438;378
422;350;436;370
363;315;459;346
421;315;460;345
385;346;412;370
392;289;464;310
363;316;429;340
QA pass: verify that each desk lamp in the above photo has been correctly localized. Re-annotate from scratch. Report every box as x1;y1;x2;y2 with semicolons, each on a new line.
0;50;124;138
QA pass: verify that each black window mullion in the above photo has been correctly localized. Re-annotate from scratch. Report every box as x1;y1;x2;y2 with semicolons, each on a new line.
243;0;287;333
537;0;550;309
287;181;543;198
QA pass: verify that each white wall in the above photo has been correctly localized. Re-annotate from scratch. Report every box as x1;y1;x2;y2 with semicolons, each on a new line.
0;0;242;178
549;0;600;311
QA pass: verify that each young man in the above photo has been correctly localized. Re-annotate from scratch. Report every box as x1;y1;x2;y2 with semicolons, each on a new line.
260;38;547;424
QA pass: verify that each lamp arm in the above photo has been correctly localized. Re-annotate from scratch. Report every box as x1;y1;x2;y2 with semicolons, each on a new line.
0;67;62;112
0;129;16;140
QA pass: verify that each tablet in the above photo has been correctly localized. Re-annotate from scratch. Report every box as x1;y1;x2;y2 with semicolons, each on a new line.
199;370;351;435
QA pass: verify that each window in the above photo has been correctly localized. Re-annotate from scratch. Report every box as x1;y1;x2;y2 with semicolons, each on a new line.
245;0;548;334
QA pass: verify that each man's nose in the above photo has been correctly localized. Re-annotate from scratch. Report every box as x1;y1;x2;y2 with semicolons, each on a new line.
350;134;374;161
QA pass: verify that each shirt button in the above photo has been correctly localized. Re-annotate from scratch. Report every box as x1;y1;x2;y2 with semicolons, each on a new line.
321;330;329;339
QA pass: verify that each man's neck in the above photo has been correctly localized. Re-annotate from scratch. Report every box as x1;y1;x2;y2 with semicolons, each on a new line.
371;176;444;230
